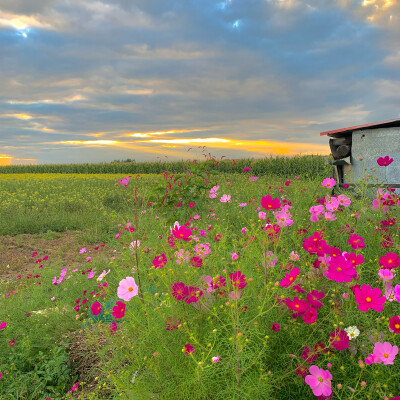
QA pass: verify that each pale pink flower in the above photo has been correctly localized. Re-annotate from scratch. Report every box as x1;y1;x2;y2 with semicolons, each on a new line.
337;194;351;207
209;193;217;199
212;356;220;363
258;211;266;220
289;251;299;262
239;203;247;207
372;341;398;364
324;212;336;221
325;197;339;212
305;365;332;397
79;248;86;254
117;277;139;301
379;268;394;281
232;253;239;261
220;194;231;203
229;291;242;300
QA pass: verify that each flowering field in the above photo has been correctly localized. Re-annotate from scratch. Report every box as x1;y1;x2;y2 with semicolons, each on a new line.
0;164;400;399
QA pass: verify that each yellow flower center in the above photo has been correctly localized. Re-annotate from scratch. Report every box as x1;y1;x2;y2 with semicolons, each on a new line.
384;353;389;358
289;277;293;281
336;337;340;341
366;297;372;303
318;377;323;382
295;304;299;308
395;324;400;329
337;267;342;271
128;287;133;292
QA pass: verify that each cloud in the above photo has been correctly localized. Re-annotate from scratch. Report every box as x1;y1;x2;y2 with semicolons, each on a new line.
1;0;399;163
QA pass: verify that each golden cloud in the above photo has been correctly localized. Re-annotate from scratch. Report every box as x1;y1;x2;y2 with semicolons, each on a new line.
0;154;13;166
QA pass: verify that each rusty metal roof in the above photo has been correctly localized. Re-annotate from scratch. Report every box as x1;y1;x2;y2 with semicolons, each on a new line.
320;118;400;137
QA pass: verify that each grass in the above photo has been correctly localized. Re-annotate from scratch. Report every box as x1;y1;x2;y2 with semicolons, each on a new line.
0;168;399;399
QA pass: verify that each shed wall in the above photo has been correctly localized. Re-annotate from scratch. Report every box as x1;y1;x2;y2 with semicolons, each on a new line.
342;127;400;186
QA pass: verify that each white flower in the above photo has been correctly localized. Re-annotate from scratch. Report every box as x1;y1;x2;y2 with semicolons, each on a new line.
344;326;360;340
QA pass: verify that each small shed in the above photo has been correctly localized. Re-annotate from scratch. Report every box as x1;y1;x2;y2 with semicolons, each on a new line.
320;118;400;188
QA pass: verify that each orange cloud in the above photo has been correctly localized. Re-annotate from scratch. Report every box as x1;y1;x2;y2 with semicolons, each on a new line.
58;140;118;145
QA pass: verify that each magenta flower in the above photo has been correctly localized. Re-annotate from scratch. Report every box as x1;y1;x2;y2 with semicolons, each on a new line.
171;225;192;241
230;270;247;290
172;282;189;300
354;284;386;312
305;365;332;397
279;267;299;288
302;307;318;324
347;234;365;250
306;290;325;309
285;297;309;313
329;329;349;350
117;277;138;301
184;343;195;355
152;254;167;269
184;286;203;304
271;323;280;332
111;301;126;319
377;156;394;167
326;256;356;283
389;316;400;334
243;167;250;172
379;252;400;269
109;321;118;335
0;322;7;330
90;301;102;316
260;195;281;211
372;341;398;364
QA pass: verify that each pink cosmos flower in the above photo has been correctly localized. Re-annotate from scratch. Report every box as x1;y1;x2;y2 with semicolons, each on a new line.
172;282;189;300
111;301;126;319
372;341;398;364
285;297;308;313
325;197;339;212
258;211;266;220
212;356;220;363
285;180;291;186
171;225;192;241
395;284;400;302
117;277;139;301
232;253;238;260
344;252;364;267
220;194;231;203
152;254;167;269
91;301;102;316
337;194;351;207
329;329;349;350
118;176;130;186
354;284;385;312
260;195;281;211
324;212;336;221
239;203;247;207
0;322;7;330
302;307;318;324
379;252;400;269
249;176;258;181
306;290;325;309
243;167;250;172
347;234;365;250
212;275;226;290
305;365;332;397
379;268;394;281
271;323;280;332
190;256;203;268
184;286;203;304
326;256;356;283
229;291;242;299
230;271;247;290
109;321;118;335
389;316;400;334
290;251;299;262
321;178;336;188
279;267;299;288
79;247;86;254
377;156;394;166
184;344;195;355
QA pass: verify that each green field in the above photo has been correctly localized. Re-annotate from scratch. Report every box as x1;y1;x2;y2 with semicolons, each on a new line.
0;163;399;400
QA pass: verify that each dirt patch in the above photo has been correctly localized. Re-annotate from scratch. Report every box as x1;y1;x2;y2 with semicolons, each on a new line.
0;231;108;282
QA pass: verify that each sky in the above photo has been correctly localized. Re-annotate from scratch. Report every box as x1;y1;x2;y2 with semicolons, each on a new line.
0;0;399;165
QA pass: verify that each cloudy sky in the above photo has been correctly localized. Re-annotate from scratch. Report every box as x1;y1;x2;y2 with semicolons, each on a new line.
0;0;399;165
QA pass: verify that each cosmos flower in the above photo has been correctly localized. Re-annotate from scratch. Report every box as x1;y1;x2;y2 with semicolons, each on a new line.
305;365;332;397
